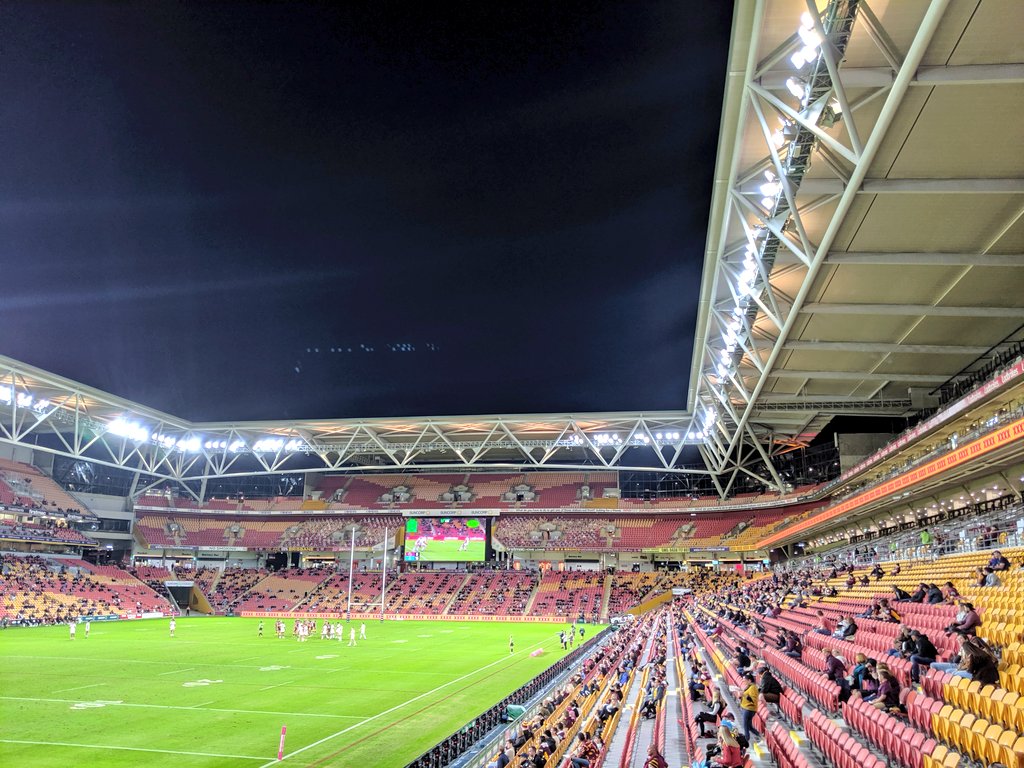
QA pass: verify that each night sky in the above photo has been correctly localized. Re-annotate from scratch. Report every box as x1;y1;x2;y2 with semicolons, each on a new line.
1;1;733;422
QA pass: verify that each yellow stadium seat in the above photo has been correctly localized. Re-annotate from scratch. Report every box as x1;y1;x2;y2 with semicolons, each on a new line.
942;750;960;768
926;744;948;768
983;724;1005;765
967;718;988;761
957;714;976;753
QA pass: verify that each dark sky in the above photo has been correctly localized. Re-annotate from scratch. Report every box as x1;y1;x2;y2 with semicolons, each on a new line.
1;1;732;422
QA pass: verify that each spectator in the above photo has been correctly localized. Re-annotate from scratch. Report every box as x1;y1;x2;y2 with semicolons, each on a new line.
833;615;857;640
823;648;847;682
940;581;960;603
695;688;726;738
812;610;833;635
644;744;669;768
930;635;999;684
871;564;885;581
908;630;939;684
569;732;599;768
926;583;945;604
982;567;1002;587
887;626;914;659
757;662;783;705
737;672;759;743
944;602;981;636
871;669;903;712
782;630;802;659
711;724;744;768
848;653;869;690
989;550;1011;571
905;583;926;602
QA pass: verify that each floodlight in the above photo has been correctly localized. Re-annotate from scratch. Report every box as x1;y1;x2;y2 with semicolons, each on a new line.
785;77;806;100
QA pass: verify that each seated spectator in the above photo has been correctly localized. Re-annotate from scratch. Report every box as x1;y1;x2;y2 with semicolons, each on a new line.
982;567;1002;587
871;669;903;712
735;645;751;675
892;584;912;601
782;630;802;659
711;724;744;768
644;744;669;768
908;630;939;684
930;635;999;684
871;564;885;581
833;615;857;640
876;599;901;623
926;583;944;604
887;626;914;659
859;662;880;701
812;610;833;635
944;602;981;636
989;550;1011;571
940;581;960;603
847;653;868;690
695;688;726;737
569;732;600;768
757;662;783;704
823;648;846;682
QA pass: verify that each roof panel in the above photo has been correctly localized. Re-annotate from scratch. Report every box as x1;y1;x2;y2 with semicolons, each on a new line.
888;85;1024;178
815;263;965;304
846;194;1024;252
946;0;1024;65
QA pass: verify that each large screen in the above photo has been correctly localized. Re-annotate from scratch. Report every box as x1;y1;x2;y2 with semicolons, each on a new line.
403;517;487;562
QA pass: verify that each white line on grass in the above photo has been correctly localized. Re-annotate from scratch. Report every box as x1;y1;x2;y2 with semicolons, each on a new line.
52;683;105;693
157;667;195;676
260;633;557;768
259;680;293;692
0;696;364;720
0;739;270;761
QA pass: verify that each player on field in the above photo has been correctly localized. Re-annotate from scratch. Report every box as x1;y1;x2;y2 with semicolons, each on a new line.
348;627;356;646
459;535;470;552
321;622;329;640
336;621;344;640
359;622;366;640
68;620;76;640
258;620;264;637
169;617;176;637
84;619;90;638
509;635;514;655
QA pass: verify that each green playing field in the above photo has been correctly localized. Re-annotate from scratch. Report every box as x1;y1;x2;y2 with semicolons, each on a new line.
0;617;583;767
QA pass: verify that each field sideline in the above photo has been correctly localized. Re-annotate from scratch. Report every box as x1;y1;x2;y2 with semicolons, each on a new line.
0;617;592;767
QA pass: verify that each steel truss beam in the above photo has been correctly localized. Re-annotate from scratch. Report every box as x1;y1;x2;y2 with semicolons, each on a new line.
800;303;1024;318
756;63;1024;89
0;355;740;484
688;0;955;476
773;252;1024;267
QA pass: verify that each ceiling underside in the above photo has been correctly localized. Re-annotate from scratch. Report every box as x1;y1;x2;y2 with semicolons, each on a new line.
691;0;1024;466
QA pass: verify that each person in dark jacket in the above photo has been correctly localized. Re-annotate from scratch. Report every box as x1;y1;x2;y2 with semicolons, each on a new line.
926;584;944;604
757;662;783;704
906;583;928;603
908;630;939;683
892;585;912;601
823;648;847;682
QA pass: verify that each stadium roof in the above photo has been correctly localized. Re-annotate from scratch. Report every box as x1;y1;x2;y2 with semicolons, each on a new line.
2;0;1022;494
689;0;1024;481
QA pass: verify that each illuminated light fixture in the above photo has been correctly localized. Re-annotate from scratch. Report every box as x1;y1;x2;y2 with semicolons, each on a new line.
108;417;151;443
791;11;823;68
785;77;806;100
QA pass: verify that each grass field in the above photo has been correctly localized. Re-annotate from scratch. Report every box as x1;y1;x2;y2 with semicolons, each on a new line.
0;617;584;767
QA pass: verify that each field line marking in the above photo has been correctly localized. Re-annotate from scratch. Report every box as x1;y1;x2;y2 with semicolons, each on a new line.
157;667;195;676
0;739;270;761
53;683;104;693
190;701;215;708
259;680;293;692
263;633;557;767
0;696;363;720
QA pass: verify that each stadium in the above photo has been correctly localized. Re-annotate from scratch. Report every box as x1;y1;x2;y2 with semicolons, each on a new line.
2;1;1024;768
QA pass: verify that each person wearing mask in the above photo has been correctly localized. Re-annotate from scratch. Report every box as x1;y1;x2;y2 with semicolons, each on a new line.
908;630;939;684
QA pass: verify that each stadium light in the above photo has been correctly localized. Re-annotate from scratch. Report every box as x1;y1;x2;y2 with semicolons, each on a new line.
108;417;150;443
